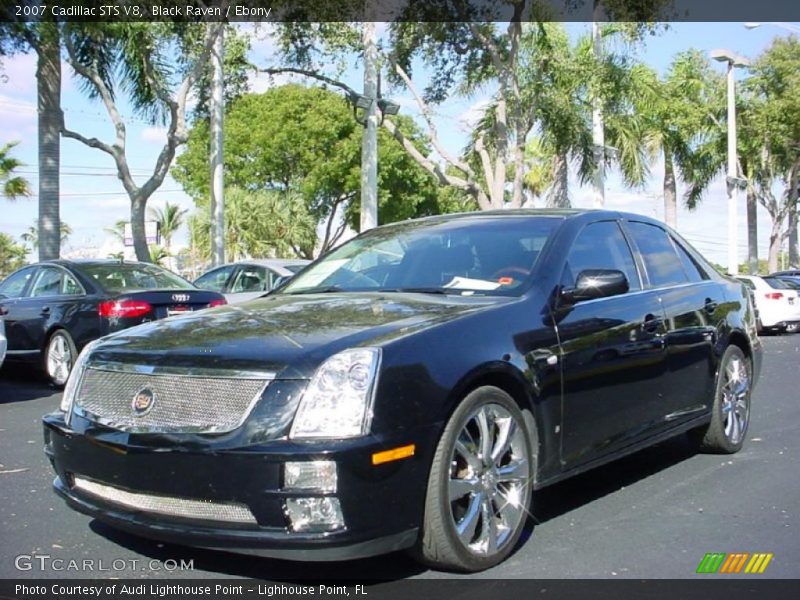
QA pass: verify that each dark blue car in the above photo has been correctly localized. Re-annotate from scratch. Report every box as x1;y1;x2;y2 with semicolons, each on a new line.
0;260;225;386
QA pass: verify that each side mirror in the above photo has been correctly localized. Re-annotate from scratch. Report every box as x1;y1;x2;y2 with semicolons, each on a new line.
562;269;629;304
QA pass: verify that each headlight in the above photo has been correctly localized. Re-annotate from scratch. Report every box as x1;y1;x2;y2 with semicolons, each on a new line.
290;348;381;439
60;339;102;418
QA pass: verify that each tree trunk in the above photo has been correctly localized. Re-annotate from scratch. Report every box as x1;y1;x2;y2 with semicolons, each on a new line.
746;187;759;274
511;131;525;209
789;165;799;267
130;195;150;262
663;152;677;229
36;25;61;262
767;220;782;275
546;154;570;208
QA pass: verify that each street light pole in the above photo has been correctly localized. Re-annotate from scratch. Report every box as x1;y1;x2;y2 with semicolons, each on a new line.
360;22;378;233
725;60;739;275
210;26;225;267
591;19;606;209
711;49;750;275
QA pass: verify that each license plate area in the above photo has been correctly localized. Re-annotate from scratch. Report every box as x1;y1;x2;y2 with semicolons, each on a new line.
167;306;192;317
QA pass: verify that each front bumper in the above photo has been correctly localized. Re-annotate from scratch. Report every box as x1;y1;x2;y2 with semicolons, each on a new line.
43;412;435;561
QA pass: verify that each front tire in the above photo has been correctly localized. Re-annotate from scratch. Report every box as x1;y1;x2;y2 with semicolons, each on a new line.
44;330;77;387
691;345;752;454
414;386;534;572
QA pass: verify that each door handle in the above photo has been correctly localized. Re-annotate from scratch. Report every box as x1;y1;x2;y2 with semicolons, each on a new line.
40;306;51;316
0;305;7;316
641;313;663;333
704;298;717;314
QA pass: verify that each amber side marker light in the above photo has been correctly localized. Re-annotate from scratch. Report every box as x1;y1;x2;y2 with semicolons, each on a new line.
372;444;416;465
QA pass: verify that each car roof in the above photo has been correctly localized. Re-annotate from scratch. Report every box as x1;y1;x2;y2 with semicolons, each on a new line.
45;259;159;267
372;208;668;229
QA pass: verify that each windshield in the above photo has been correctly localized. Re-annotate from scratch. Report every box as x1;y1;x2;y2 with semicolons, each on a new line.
281;215;562;296
79;263;195;293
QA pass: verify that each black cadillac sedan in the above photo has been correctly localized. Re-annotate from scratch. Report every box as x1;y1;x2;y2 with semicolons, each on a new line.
43;210;761;572
0;260;225;386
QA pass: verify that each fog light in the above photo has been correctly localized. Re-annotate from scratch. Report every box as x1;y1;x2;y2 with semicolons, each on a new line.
285;497;345;533
284;461;337;493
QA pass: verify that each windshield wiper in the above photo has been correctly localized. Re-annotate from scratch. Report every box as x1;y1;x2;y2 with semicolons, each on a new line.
380;287;448;295
285;285;344;295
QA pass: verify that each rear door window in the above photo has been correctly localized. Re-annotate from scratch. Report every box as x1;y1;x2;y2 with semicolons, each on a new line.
626;222;689;288
230;266;270;293
30;268;63;297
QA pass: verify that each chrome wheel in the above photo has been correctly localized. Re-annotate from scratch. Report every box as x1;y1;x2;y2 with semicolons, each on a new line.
720;354;750;445
46;333;73;386
448;403;530;556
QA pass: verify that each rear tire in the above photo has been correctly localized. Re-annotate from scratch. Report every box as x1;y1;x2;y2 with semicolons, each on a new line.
413;386;534;572
43;330;77;388
690;346;752;454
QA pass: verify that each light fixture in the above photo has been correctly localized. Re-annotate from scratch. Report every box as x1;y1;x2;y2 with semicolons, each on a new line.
377;98;400;116
710;48;751;68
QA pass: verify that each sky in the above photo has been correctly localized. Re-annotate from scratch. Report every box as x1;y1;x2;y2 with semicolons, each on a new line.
1;20;798;268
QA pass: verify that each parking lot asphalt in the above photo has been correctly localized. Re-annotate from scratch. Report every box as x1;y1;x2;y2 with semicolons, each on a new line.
1;335;798;580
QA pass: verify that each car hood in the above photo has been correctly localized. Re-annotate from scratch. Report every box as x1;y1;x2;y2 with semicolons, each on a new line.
91;292;507;378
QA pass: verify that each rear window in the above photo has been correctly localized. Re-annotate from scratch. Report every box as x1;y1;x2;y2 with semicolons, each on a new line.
764;278;791;289
79;264;194;293
284;264;306;274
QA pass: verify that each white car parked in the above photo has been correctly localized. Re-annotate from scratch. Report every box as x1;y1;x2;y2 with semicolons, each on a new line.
737;275;800;333
194;259;310;304
0;317;6;369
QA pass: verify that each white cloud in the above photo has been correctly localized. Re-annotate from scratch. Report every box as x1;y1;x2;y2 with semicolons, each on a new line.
0;93;37;140
141;126;167;144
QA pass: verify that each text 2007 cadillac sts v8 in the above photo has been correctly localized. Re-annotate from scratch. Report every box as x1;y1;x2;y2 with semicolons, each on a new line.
43;210;761;572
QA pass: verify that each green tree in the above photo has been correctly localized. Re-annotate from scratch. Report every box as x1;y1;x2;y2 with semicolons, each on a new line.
0;232;27;279
20;220;71;250
104;219;128;246
738;36;800;273
189;187;317;261
1;19;62;261
148;202;188;257
149;244;169;267
636;50;725;228
0;141;31;199
173;85;445;255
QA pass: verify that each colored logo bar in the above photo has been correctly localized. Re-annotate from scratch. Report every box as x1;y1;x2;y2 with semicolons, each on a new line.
696;553;773;574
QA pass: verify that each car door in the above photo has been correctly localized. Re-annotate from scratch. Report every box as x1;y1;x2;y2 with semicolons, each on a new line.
194;265;236;294
227;265;271;303
7;266;63;353
624;221;719;425
0;265;38;356
556;220;669;469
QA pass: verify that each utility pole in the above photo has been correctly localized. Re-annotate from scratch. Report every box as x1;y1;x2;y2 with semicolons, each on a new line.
591;19;606;209
210;26;225;267
711;48;749;276
360;22;378;232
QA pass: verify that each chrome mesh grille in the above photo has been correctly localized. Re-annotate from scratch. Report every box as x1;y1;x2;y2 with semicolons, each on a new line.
73;477;258;525
75;366;269;434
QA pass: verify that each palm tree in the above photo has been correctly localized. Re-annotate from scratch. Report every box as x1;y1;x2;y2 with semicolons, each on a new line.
635;51;725;229
20;220;71;250
466;24;651;209
148;202;187;256
0;141;31;199
104;219;128;245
